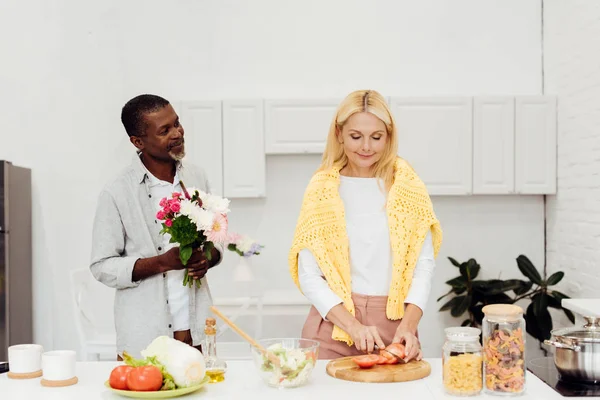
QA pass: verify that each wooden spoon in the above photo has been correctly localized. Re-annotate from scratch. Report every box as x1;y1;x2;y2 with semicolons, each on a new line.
210;306;285;370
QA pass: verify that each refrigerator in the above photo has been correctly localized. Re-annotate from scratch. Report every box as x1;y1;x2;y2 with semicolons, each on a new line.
0;161;32;361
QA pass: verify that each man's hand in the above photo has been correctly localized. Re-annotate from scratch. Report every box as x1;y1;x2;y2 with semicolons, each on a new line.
161;246;220;280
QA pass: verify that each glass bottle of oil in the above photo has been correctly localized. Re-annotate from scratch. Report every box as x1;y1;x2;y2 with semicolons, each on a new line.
204;317;227;383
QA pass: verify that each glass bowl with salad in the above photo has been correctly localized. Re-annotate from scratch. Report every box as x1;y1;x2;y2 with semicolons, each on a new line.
251;338;319;388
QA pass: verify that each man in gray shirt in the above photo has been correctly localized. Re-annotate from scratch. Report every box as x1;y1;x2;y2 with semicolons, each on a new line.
90;94;222;358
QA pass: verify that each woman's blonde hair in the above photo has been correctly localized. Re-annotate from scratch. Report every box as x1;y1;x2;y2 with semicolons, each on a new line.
319;89;399;191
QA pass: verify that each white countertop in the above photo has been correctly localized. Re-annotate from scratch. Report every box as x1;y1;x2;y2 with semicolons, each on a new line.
0;358;584;399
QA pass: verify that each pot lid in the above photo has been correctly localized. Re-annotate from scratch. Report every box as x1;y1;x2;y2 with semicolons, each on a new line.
552;323;600;343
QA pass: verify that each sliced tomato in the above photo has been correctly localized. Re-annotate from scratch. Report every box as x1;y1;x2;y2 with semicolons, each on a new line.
376;355;388;365
384;356;399;365
351;354;380;369
380;349;396;361
385;343;406;360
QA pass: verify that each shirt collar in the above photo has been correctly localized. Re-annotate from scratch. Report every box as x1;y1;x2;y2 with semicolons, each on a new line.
131;151;182;184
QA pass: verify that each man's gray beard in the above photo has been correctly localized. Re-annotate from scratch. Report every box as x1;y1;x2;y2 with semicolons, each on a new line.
169;149;186;161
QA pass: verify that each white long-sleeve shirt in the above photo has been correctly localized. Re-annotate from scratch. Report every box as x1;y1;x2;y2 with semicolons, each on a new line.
298;175;436;319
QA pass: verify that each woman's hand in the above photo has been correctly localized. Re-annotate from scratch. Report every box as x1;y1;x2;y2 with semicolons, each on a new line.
348;320;385;354
392;326;421;362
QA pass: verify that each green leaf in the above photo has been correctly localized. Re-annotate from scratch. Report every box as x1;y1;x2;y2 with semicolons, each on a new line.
471;305;485;325
460;259;480;280
439;296;463;312
516;255;543;286
461;319;471;327
168;216;200;247
445;276;467;290
549;291;575;324
437;291;452;302
525;303;542;340
451;294;472;317
179;245;193;265
530;301;553;341
448;257;461;267
512;280;533;296
532;293;549;317
485;293;513;304
546;271;565;286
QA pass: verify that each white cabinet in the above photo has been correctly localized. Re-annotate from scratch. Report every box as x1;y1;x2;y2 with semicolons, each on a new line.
473;97;515;194
264;99;339;154
179;101;223;195
223;100;266;198
515;96;557;194
390;97;473;195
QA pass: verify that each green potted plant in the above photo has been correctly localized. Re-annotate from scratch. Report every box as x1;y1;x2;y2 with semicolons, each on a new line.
437;255;574;352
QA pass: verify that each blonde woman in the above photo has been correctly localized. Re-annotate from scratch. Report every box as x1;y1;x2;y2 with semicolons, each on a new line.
289;90;442;361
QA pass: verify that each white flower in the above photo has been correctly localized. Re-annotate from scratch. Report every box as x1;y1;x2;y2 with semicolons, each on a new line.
236;236;254;253
190;208;214;231
178;199;195;217
202;194;230;214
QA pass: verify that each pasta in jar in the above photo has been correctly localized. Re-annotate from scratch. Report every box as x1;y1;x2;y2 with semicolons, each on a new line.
442;327;483;396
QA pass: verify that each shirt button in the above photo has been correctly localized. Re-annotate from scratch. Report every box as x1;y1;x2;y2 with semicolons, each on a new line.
148;194;152;198
163;273;166;278
168;324;172;328
158;246;162;251
166;300;169;304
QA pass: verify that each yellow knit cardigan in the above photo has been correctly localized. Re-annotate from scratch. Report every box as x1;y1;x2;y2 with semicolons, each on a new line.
289;157;443;346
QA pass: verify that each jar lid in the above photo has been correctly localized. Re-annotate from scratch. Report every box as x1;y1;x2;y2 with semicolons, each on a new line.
482;304;524;322
445;327;481;341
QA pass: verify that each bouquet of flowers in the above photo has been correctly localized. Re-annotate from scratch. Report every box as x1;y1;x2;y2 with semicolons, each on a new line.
156;182;263;288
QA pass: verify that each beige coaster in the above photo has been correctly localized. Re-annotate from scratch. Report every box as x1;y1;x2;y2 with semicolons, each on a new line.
40;376;78;387
7;370;42;379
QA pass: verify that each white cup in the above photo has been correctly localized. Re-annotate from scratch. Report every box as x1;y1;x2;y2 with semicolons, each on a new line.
8;344;43;374
41;351;76;381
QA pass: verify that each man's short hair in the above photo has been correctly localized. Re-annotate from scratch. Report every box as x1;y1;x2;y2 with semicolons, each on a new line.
121;94;170;137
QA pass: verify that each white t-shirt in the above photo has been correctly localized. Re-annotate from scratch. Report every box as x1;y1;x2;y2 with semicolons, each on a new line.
297;176;436;319
145;170;190;331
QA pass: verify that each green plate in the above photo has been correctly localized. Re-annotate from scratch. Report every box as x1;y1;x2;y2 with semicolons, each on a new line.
104;376;210;398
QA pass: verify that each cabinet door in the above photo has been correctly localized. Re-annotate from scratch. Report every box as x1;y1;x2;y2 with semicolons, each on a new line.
179;101;223;195
223;100;266;198
264;99;339;154
390;97;473;195
515;96;557;194
473;97;515;194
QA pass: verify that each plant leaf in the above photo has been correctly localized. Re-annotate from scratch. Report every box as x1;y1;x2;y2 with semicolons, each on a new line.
437;291;452;302
445;276;467;289
461;319;471;327
535;305;553;341
525;303;542;341
451;294;472;317
513;280;533;296
516;255;543;286
470;305;485;326
179;245;193;265
460;259;479;280
439;296;463;312
549;291;575;324
532;293;549;317
485;293;514;304
564;309;576;324
448;257;461;267
546;271;565;286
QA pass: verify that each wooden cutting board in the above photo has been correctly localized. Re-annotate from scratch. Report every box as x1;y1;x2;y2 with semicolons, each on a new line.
326;357;431;383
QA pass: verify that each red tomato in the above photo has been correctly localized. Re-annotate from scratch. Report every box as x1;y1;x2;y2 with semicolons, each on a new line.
126;366;163;392
351;354;380;369
376;355;388;365
385;343;406;360
306;351;317;362
109;365;133;390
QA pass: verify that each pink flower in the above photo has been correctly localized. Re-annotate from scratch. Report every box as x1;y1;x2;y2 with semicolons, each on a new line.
172;192;181;199
205;214;229;243
165;219;173;227
156;210;166;220
170;201;181;213
227;232;242;244
159;198;168;208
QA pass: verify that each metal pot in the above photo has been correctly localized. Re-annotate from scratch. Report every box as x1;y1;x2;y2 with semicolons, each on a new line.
544;316;600;383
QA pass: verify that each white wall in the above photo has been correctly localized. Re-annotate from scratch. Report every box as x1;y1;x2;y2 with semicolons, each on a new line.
544;1;600;303
0;0;546;357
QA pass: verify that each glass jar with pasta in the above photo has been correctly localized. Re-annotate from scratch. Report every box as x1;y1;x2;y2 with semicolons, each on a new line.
442;327;483;396
482;304;526;396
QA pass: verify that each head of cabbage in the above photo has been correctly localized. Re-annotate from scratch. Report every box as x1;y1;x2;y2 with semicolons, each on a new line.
131;335;206;388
